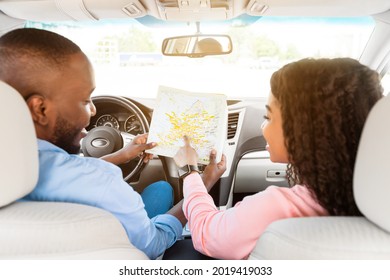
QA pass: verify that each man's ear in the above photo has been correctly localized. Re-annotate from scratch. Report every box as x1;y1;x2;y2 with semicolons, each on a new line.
26;95;49;126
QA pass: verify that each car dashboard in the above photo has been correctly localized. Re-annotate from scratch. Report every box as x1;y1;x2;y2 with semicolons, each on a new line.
85;94;288;207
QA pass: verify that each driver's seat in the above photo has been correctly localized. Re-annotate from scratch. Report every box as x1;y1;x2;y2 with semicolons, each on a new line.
0;80;148;259
249;94;390;259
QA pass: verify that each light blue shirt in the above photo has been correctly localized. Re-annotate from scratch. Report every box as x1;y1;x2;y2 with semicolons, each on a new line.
23;139;182;259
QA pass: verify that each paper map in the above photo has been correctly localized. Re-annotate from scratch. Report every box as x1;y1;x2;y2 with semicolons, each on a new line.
147;86;227;165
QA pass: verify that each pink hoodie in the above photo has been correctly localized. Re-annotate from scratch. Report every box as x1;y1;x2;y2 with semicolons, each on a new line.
182;173;328;259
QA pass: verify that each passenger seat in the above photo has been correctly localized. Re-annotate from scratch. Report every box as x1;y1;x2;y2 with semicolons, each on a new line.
249;94;390;259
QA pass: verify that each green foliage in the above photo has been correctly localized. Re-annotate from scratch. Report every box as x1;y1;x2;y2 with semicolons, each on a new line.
103;27;158;53
252;35;280;57
280;44;301;60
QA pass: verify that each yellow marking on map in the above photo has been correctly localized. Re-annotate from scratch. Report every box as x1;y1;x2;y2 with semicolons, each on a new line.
157;101;215;150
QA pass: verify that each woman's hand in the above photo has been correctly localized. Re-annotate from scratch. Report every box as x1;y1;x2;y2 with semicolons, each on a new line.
202;149;227;191
173;136;198;167
174;136;227;192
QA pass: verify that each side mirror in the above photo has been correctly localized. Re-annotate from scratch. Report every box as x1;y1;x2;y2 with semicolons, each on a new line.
162;34;232;58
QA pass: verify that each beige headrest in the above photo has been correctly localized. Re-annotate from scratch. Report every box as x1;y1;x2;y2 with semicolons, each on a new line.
0;81;38;207
354;96;390;232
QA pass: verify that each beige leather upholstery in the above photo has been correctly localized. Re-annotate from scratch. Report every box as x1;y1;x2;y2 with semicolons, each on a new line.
249;95;390;259
354;95;390;232
0;82;38;207
0;81;148;259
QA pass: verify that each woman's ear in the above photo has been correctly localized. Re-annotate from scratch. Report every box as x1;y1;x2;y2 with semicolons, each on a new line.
26;95;49;126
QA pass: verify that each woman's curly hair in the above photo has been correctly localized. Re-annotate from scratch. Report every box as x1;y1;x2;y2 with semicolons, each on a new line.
270;58;383;216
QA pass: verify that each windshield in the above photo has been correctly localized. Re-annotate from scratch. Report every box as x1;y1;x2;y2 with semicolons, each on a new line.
27;17;375;99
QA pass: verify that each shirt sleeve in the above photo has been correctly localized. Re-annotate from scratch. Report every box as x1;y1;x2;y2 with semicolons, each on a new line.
182;173;327;259
96;168;183;260
31;144;182;260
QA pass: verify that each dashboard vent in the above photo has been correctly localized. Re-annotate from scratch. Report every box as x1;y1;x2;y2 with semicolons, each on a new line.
227;112;239;139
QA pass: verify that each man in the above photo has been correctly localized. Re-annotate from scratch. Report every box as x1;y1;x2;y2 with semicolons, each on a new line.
195;38;223;53
0;28;225;259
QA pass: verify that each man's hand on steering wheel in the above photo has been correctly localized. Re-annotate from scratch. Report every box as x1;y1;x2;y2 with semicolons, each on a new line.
101;133;156;165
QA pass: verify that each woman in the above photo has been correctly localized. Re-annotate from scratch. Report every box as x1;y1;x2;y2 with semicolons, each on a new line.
174;57;383;259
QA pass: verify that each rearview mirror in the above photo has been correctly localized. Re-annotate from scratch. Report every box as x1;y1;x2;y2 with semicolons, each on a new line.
162;34;232;58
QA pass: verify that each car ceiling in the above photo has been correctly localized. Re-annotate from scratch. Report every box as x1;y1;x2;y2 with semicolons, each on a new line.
1;0;390;71
1;0;390;26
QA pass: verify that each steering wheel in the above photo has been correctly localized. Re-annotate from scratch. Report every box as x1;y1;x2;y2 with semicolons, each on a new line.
81;96;149;182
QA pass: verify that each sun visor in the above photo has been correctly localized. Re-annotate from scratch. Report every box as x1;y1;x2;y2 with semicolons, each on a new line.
0;1;72;21
0;11;25;36
56;0;146;20
0;0;147;22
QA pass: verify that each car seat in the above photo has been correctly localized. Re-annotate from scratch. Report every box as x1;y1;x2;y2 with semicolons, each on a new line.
249;94;390;259
0;80;148;259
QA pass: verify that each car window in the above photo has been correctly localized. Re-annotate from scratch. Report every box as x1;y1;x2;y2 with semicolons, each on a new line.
27;17;375;99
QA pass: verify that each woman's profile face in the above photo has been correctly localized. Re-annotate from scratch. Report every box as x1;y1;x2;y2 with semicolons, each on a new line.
261;92;289;163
